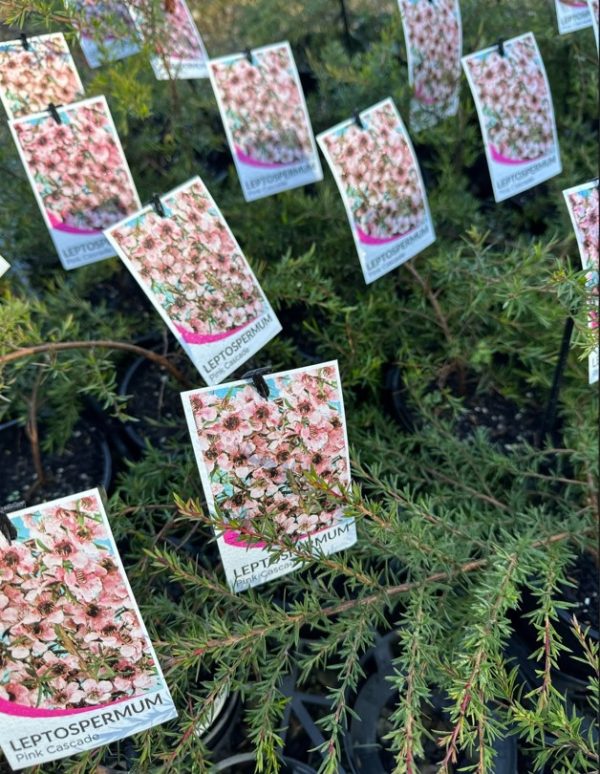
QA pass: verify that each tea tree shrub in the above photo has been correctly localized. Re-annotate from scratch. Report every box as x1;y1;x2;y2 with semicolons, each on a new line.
0;0;597;772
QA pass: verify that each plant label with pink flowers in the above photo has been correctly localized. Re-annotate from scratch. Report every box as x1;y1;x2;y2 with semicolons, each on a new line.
106;176;281;384
65;0;140;69
317;98;435;284
181;361;357;591
0;490;177;770
563;180;599;384
554;0;593;35
0;33;85;121
462;33;561;202
208;42;323;201
129;0;209;79
398;0;462;131
0;255;9;277
9;96;141;270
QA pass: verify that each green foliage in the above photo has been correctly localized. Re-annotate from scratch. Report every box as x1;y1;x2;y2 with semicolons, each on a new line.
0;0;598;772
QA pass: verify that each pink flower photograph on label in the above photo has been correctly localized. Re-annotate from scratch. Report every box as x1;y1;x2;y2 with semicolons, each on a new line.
130;0;209;79
10;96;140;270
0;33;85;121
209;42;322;201
564;181;599;384
462;32;561;201
181;362;357;591
106;176;281;384
66;0;139;68
0;490;176;769
554;0;593;35
317;98;435;284
398;0;462;130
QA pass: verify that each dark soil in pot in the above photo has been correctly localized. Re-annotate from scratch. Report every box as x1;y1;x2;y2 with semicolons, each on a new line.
0;419;112;508
453;389;540;451
119;354;193;451
382;365;542;450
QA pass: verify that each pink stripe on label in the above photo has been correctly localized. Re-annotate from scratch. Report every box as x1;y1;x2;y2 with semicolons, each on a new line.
48;212;101;236
0;694;129;718
560;0;588;7
489;144;543;166
223;522;334;549
174;318;255;345
235;146;300;169
356;225;415;245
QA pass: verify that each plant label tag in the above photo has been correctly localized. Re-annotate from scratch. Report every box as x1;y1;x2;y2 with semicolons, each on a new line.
0;490;177;770
105;176;281;384
398;0;462;131
129;0;209;79
209;42;323;201
317;97;436;284
554;0;593;34
65;0;140;69
0;33;85;121
563;180;599;384
181;361;357;591
0;255;9;277
462;32;562;202
9;96;141;271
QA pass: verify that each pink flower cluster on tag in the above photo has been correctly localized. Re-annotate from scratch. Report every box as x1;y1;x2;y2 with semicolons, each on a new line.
191;365;348;538
466;36;554;162
402;0;461;109
111;180;264;337
0;495;157;710
212;46;311;165
322;102;426;241
0;36;83;119
14;101;138;232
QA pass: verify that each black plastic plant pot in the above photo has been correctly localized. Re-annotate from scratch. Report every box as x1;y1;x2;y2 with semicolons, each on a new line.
343;631;519;774
194;689;241;753
511;551;599;685
212;753;317;773
382;365;417;432
0;418;112;508
118;354;189;453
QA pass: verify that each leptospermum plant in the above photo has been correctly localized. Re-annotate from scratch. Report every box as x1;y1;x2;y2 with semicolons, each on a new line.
130;0;209;79
564;180;599;383
0;33;84;120
317;97;435;284
64;0;140;68
397;0;462;131
0;490;176;769
10;96;140;270
209;42;323;201
181;361;356;591
462;32;561;201
105;176;281;384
